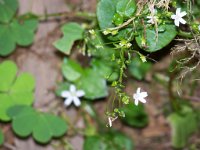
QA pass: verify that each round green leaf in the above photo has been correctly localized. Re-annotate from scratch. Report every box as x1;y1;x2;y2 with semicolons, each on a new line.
116;0;136;18
120;103;149;128
77;69;108;99
62;58;83;82
135;24;177;52
97;0;120;29
0;0;18;23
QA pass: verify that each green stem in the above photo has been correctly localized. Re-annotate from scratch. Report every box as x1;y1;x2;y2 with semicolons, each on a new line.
37;11;96;21
178;30;193;38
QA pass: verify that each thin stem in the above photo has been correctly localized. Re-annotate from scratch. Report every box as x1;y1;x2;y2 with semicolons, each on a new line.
37;11;96;21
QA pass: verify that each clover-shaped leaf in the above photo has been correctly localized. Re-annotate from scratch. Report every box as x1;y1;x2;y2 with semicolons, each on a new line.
0;0;18;23
84;131;134;150
8;105;68;144
120;103;149;128
53;22;84;55
136;24;177;52
0;19;38;56
0;129;4;146
0;61;35;121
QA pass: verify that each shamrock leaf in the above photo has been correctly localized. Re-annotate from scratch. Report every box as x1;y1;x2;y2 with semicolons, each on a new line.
0;19;38;56
84;131;134;150
0;129;4;146
0;0;18;23
120;103;149;128
0;61;35;121
53;22;84;55
8;105;68;144
135;24;177;52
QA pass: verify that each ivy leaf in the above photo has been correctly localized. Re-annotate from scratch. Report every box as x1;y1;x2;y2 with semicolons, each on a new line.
167;106;198;149
84;132;134;150
116;0;136;18
128;55;152;80
0;19;38;56
0;61;35;121
135;24;177;52
108;28;134;41
8;105;68;144
97;0;120;29
120;103;149;128
77;68;108;100
53;23;84;55
62;58;83;82
0;0;18;23
0;129;4;146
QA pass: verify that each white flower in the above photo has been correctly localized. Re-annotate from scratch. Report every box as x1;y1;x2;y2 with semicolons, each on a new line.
198;25;200;31
133;87;148;106
107;116;118;127
61;85;85;107
171;8;187;27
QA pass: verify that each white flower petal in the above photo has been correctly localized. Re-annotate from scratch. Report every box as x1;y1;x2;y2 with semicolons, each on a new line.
136;87;141;94
61;91;70;98
134;99;139;106
73;97;81;107
108;117;112;127
70;84;76;92
198;25;200;31
141;92;148;98
179;18;186;24
76;90;85;97
171;14;176;19
180;11;187;17
64;98;73;106
139;98;147;103
174;19;180;26
176;8;181;15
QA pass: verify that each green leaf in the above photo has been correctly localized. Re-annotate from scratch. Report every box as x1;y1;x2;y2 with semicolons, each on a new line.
128;55;152;80
84;132;134;150
0;61;35;121
107;28;134;41
97;0;120;29
62;58;83;82
135;24;177;52
8;105;68;144
77;68;108;99
91;58;119;82
0;0;18;23
0;129;4;146
167;106;198;149
53;23;84;55
116;0;136;18
0;19;38;56
120;103;149;128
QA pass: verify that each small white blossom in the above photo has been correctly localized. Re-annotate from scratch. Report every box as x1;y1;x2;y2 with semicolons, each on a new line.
133;87;148;106
147;9;158;24
61;85;85;107
198;25;200;31
107;116;118;127
171;8;187;27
